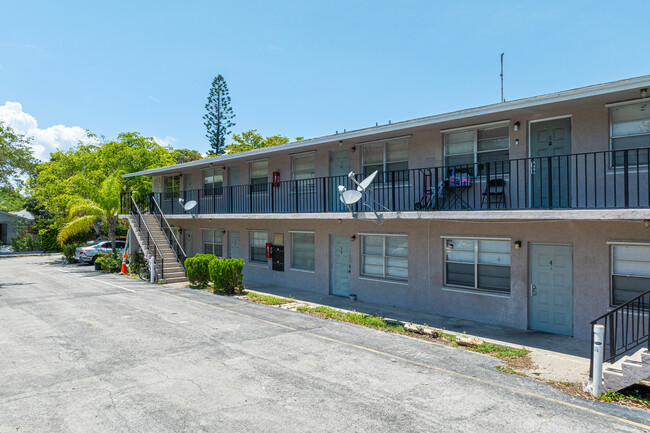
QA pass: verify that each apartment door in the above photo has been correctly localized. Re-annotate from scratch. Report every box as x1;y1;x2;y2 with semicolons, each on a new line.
530;118;572;208
330;150;350;211
183;174;195;203
229;167;240;212
183;229;193;258
529;243;573;336
229;231;240;258
330;235;351;297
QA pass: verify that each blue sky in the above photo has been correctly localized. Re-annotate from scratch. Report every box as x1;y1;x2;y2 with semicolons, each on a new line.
1;1;649;159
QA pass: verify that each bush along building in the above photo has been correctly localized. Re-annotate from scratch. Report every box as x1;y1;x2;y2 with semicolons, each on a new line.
121;75;650;355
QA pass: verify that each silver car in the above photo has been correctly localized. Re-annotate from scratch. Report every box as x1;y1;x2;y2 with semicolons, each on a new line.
75;240;126;264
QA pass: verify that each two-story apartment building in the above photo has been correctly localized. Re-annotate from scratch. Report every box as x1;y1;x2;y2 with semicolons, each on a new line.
122;75;650;340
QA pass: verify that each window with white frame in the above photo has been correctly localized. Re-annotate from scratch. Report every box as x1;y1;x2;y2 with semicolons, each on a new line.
610;243;650;305
361;234;408;280
291;231;315;270
250;160;268;193
203;229;223;256
292;153;315;192
362;138;408;183
249;230;268;263
164;175;181;200
610;102;650;167
444;124;510;175
444;238;510;293
203;168;223;196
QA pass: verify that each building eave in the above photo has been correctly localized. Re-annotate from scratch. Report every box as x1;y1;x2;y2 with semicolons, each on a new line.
123;74;650;179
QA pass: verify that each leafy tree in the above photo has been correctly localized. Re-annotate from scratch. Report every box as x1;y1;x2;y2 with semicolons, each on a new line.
171;148;203;164
57;172;123;250
225;129;290;154
203;75;236;155
0;122;37;188
0;187;25;212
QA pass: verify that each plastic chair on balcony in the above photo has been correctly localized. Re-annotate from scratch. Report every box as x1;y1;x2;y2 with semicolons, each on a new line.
481;179;506;209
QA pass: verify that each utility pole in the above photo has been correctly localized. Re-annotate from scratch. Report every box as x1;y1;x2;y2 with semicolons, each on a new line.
500;52;504;103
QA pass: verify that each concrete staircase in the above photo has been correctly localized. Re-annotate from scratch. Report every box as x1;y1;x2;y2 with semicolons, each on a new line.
127;214;188;284
603;348;650;391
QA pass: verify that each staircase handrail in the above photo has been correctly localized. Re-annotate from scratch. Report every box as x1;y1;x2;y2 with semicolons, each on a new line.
589;289;650;378
148;193;187;268
129;193;165;278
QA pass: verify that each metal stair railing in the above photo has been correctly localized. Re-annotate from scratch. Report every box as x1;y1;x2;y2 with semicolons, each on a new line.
148;193;186;269
128;193;164;279
589;289;650;378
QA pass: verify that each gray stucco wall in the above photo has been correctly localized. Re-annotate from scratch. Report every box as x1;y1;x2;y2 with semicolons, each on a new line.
165;216;649;340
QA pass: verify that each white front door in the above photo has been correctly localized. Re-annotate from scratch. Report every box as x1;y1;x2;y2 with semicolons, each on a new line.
331;235;351;297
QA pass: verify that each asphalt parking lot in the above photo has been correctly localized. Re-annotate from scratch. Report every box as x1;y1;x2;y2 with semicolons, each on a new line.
1;256;649;432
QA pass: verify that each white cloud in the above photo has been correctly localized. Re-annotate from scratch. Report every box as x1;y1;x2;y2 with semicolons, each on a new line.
148;95;160;103
0;101;96;161
153;135;177;148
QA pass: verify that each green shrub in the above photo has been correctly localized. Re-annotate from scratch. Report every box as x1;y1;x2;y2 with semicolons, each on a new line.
11;234;42;252
185;254;215;288
209;258;245;294
95;252;121;273
128;252;146;275
61;243;81;263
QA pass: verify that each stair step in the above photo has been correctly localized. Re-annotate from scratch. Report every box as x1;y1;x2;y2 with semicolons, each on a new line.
165;277;189;284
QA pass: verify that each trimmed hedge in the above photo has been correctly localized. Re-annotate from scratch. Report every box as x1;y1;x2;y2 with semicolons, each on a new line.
185;254;214;288
209;258;245;294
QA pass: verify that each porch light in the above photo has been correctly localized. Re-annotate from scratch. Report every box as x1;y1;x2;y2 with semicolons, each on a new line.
641;88;648;99
350;235;356;241
513;122;520;132
514;241;522;249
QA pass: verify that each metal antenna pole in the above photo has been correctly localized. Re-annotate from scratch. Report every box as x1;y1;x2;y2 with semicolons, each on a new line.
500;52;504;103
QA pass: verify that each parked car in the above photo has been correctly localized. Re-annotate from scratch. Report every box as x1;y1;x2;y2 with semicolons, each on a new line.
75;240;126;264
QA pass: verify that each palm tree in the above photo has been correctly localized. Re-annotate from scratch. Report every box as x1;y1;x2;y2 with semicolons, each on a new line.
57;172;123;250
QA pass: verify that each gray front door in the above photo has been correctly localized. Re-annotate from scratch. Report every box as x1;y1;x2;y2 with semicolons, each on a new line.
184;229;193;258
330;150;350;211
330;235;351;297
529;244;573;336
530;118;572;208
229;167;240;212
229;231;240;258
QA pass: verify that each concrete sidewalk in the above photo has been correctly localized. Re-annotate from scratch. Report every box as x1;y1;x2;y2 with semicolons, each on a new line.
244;280;591;384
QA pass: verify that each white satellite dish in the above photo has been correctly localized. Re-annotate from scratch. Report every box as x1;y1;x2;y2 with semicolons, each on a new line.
337;170;384;223
351;170;378;192
179;198;198;216
338;186;362;206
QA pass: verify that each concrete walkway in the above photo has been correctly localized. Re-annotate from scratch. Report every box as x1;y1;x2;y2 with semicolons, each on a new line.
244;280;592;384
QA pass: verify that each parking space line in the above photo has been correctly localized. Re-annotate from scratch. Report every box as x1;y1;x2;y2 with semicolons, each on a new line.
155;289;649;430
59;269;136;293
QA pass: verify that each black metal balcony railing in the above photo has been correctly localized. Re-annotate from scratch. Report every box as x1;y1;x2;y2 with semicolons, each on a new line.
121;147;650;216
589;289;650;378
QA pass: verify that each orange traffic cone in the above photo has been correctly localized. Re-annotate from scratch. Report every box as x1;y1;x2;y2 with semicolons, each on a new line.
121;251;128;274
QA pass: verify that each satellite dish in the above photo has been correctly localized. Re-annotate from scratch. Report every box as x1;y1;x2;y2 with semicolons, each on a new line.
338;170;384;223
340;189;362;205
178;198;197;214
183;200;197;211
353;170;378;192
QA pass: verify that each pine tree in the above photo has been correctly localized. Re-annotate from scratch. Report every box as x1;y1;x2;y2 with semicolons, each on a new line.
203;75;236;155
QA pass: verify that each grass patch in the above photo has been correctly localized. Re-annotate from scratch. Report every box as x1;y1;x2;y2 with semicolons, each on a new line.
468;342;530;359
246;292;294;306
599;387;650;408
296;306;406;333
494;365;529;377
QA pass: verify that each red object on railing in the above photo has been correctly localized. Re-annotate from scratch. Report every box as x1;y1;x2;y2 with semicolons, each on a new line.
273;171;280;187
265;243;273;258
